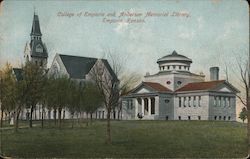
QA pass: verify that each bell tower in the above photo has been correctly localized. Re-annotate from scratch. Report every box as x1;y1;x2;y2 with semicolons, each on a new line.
24;12;48;68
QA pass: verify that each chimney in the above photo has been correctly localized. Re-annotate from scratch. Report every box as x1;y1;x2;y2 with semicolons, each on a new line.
210;67;219;81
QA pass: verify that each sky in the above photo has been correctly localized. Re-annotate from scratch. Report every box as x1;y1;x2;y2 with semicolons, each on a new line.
0;0;249;120
0;0;248;79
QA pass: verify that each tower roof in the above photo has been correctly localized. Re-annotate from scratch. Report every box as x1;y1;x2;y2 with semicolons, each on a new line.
157;50;192;64
30;14;42;36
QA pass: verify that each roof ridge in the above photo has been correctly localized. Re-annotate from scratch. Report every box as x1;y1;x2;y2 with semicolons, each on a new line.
176;80;226;92
58;53;98;60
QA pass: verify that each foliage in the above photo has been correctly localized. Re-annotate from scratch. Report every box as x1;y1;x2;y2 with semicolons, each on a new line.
239;107;248;123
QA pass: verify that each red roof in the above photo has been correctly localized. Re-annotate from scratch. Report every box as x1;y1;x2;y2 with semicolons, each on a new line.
176;80;225;92
143;82;171;92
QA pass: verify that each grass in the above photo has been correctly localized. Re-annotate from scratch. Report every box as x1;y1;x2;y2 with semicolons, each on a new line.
0;120;248;158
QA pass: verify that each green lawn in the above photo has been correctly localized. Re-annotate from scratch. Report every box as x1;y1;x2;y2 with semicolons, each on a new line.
0;120;248;158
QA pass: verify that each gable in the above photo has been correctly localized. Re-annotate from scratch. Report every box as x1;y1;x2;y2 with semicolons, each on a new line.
59;54;97;79
218;87;232;93
136;87;151;93
213;83;239;93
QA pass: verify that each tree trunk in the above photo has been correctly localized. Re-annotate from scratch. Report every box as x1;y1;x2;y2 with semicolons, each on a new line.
41;109;44;129
90;113;93;125
106;108;111;144
29;106;34;128
0;110;3;128
86;112;89;126
14;109;21;132
58;108;62;128
71;114;74;129
53;109;57;126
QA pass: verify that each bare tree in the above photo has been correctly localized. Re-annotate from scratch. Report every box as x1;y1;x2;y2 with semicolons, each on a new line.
89;58;119;144
89;49;141;144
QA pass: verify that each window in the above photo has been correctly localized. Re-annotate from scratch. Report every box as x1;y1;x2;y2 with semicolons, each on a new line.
183;97;186;107
198;96;201;107
35;61;38;65
40;60;43;66
214;116;217;120
198;116;201;120
162;66;165;70
151;98;155;114
219;116;221;120
213;96;216;106
184;66;187;70
167;66;170;70
193;96;196;107
179;116;181;120
166;81;171;85
179;66;181;70
226;97;230;107
36;44;43;53
188;116;191;120
173;65;176;69
166;116;168;120
228;116;231;120
188;97;191;107
218;97;221;106
179;97;181;107
177;81;182;85
222;97;225;107
223;116;226;120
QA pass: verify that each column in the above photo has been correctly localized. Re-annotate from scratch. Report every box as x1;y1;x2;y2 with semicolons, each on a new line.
148;97;151;115
141;98;145;115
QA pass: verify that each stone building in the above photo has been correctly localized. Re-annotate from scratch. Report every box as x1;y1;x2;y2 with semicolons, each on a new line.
122;51;239;121
12;13;119;120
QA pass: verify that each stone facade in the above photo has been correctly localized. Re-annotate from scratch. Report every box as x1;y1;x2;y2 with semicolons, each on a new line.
122;51;239;121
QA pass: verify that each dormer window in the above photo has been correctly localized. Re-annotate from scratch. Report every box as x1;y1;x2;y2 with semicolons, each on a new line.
177;81;182;85
36;44;43;53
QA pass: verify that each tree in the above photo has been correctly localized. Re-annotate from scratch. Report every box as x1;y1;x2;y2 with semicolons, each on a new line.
0;63;16;128
89;51;140;143
89;58;119;144
83;82;103;125
21;62;47;128
239;107;248;123
53;76;71;128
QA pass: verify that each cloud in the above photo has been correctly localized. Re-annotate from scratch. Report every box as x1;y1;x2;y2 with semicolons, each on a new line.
197;16;204;30
114;21;129;34
177;26;195;40
215;20;241;41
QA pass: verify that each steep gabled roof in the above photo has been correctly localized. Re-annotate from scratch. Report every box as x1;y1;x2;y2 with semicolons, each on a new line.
30;14;42;36
13;68;23;81
176;80;226;92
101;59;118;82
59;54;97;79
